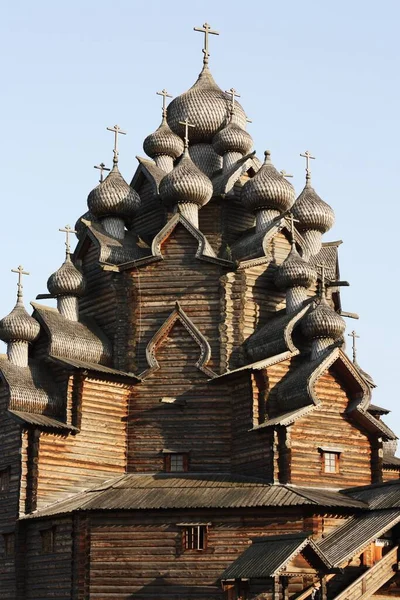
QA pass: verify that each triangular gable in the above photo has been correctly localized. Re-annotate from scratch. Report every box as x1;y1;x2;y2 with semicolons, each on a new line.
130;156;166;195
142;302;215;378
212;152;260;197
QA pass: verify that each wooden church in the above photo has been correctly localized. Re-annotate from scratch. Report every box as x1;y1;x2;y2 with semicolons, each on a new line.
1;22;400;600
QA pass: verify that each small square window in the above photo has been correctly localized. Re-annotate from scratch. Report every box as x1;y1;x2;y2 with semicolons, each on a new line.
3;533;15;557
183;525;207;551
0;468;10;492
323;451;339;474
165;453;188;473
40;527;56;554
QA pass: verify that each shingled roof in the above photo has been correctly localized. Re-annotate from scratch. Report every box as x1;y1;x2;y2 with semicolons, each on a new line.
22;473;367;519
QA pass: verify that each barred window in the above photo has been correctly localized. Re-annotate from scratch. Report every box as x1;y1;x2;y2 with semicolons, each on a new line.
183;525;207;551
3;533;15;557
40;527;56;554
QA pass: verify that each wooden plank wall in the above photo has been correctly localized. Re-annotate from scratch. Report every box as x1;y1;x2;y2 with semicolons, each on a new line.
289;369;372;487
126;224;224;375
23;517;73;600
127;320;232;472
87;509;306;599
35;377;129;509
0;385;22;600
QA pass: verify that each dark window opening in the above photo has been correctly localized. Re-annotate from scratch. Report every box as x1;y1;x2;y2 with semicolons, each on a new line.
183;525;207;551
0;468;10;492
40;527;56;554
3;533;15;557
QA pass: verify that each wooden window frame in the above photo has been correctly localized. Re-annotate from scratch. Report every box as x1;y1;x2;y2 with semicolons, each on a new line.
164;453;189;473
0;467;10;493
182;525;208;551
40;526;56;554
321;451;340;474
3;532;15;557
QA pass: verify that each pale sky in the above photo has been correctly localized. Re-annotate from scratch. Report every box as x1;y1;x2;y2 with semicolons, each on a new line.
1;0;399;431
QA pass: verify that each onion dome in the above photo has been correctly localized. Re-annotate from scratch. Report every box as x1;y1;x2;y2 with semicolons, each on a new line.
301;299;345;341
0;299;40;343
212;121;253;156
143;116;184;160
87;165;140;221
167;65;247;144
274;245;317;291
159;148;213;207
241;151;295;213
292;177;335;233
47;254;86;297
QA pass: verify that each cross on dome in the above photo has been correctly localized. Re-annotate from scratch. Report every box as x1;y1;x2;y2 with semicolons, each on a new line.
11;265;29;300
94;162;110;183
193;22;219;65
107;124;126;165
59;225;76;255
348;330;360;364
157;89;173;117
179;118;195;148
300;150;315;180
286;212;300;245
280;170;293;178
225;87;240;113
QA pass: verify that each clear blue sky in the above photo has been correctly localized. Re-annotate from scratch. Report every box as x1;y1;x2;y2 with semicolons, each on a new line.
1;1;399;430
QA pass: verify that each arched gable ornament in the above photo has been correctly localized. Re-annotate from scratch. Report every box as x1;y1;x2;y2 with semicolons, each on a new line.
142;302;216;378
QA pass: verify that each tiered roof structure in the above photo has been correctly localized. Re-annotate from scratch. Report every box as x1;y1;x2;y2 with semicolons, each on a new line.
1;22;400;600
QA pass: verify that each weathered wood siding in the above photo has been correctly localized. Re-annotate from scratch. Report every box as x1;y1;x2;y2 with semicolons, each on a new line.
290;368;372;487
383;468;400;482
36;377;128;509
88;509;306;599
23;517;73;600
0;385;21;600
127;320;232;472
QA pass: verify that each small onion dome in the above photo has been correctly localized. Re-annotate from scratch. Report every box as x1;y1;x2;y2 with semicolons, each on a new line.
143;117;184;160
292;180;335;233
212;121;253;156
47;254;86;297
0;300;40;343
301;299;346;341
241;151;295;213
87;165;140;220
159;148;213;207
167;65;247;144
274;245;317;291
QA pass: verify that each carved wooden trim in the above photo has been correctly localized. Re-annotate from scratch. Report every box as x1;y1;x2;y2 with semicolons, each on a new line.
142;302;216;378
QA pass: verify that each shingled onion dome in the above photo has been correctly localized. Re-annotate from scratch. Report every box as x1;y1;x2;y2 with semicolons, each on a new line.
274;243;317;314
301;298;345;360
47;252;86;322
0;280;40;367
241;151;295;231
159;128;213;228
292;173;335;259
212;117;253;171
143;115;184;173
87;164;140;240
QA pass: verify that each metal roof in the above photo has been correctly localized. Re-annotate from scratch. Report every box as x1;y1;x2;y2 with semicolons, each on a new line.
8;410;78;432
345;480;400;510
221;533;331;579
318;509;400;566
22;474;366;520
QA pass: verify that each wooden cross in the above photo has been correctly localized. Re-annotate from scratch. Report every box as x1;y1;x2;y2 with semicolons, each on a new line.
59;224;76;254
11;265;29;297
300;150;315;176
225;87;240;112
94;162;110;183
157;89;172;117
348;330;360;364
179;118;195;148
286;212;299;244
194;22;219;63
280;170;293;178
107;124;126;162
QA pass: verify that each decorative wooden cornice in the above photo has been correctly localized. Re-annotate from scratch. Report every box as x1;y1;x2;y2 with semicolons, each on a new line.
142;302;216;379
